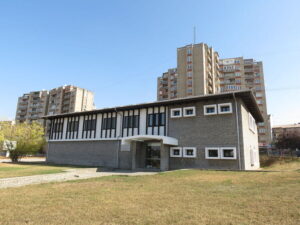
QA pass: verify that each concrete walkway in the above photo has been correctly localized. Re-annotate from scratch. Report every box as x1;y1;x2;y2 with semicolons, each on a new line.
0;168;157;189
0;157;46;163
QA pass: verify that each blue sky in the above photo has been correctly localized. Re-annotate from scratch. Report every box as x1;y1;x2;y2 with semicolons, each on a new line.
0;0;299;125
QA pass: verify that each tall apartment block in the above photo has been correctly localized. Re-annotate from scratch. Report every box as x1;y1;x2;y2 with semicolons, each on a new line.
157;43;271;148
47;85;95;115
15;90;49;124
15;85;95;124
158;43;220;100
219;58;271;148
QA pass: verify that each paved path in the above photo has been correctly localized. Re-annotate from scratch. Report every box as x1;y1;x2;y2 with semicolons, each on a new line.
0;157;46;163
0;168;157;189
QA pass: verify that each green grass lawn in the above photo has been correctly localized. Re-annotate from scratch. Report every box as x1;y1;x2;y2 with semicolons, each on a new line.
0;159;299;225
0;163;76;178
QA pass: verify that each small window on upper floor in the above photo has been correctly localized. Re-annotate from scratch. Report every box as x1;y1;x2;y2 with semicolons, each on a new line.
170;108;182;118
183;107;196;117
218;103;232;114
204;104;217;115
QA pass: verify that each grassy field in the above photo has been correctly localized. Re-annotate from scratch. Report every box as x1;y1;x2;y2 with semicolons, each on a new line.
0;159;299;225
0;163;75;178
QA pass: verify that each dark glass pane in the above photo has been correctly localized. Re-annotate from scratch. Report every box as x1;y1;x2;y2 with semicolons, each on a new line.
221;106;230;112
186;109;194;115
159;113;165;126
186;149;194;155
207;108;215;113
223;149;234;157
148;114;153;127
209;150;218;157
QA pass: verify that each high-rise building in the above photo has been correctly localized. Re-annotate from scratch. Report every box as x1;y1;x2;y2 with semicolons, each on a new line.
157;43;271;148
219;58;272;148
47;85;95;115
15;90;49;124
157;43;220;100
15;85;95;124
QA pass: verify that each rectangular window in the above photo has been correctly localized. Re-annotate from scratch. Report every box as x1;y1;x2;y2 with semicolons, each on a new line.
67;121;79;132
183;147;197;158
124;115;139;128
220;147;237;159
53;122;63;133
170;147;182;157
83;119;96;131
170;108;182;118
205;147;220;159
147;113;165;126
248;113;256;133
218;103;232;114
183;107;196;117
103;117;116;130
204;104;217;115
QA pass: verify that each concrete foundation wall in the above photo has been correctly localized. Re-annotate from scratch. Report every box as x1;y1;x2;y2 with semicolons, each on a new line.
47;140;130;169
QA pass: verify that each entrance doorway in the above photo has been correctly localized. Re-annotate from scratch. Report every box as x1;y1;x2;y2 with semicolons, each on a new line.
145;143;160;169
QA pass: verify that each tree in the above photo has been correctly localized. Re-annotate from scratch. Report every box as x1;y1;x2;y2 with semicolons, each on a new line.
0;122;45;162
275;136;300;149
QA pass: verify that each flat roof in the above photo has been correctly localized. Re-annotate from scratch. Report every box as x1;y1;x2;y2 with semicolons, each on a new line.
273;124;300;129
43;90;264;122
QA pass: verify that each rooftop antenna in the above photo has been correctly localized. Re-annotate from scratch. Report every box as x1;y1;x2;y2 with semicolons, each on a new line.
193;26;196;44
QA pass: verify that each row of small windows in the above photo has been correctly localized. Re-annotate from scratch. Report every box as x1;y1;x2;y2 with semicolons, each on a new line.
170;107;196;118
170;147;197;158
204;103;232;115
170;147;237;160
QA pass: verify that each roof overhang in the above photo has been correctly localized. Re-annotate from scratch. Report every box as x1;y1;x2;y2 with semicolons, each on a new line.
121;135;178;146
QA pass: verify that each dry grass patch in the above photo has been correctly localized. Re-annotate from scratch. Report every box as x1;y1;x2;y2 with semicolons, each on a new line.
0;163;299;225
0;163;76;178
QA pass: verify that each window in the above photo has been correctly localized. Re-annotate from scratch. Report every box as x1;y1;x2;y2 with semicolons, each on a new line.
187;48;192;55
205;147;220;159
256;93;262;97
147;113;165;126
67;121;79;132
204;104;217;115
257;100;263;104
170;108;182;118
83;119;97;131
259;128;266;134
187;71;193;77
187;64;192;70
248;113;256;133
187;80;193;85
218;103;232;114
220;147;237;159
102;117;116;130
53;122;63;133
183;107;196;117
124;115;139;128
170;147;182;157
183;147;197;158
187;88;193;94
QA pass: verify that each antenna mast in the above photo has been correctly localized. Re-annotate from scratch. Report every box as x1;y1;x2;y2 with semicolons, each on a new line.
193;26;196;44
